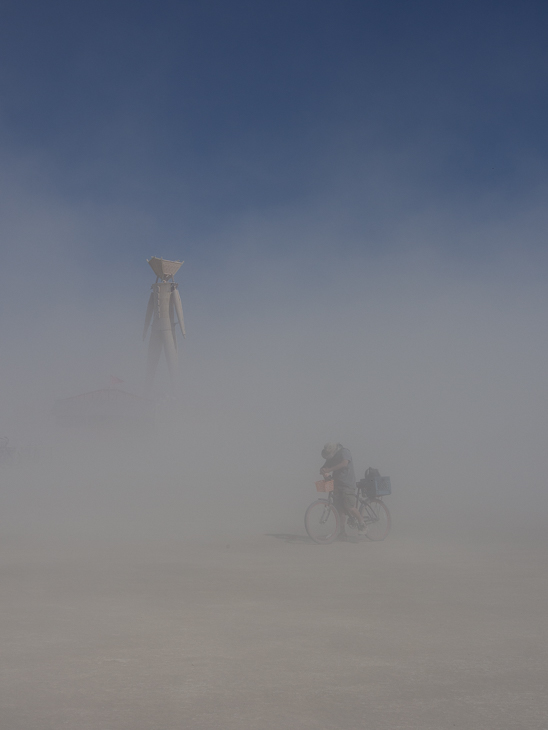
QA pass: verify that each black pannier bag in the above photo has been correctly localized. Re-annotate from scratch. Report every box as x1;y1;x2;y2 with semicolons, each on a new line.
357;467;391;498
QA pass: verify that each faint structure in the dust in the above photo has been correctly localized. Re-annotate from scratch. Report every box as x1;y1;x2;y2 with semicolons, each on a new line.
143;257;186;393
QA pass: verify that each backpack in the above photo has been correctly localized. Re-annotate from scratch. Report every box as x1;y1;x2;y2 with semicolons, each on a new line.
358;467;391;498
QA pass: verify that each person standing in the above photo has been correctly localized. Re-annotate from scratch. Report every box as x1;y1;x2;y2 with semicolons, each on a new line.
320;443;364;540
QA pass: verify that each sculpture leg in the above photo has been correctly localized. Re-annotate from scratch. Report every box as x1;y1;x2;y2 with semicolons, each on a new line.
162;329;179;387
145;327;163;393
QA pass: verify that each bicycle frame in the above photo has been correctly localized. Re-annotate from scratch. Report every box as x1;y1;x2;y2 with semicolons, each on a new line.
318;492;335;524
353;490;384;527
305;486;390;543
324;489;382;526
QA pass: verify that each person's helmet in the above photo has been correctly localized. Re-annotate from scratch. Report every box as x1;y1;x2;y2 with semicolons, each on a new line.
321;443;339;459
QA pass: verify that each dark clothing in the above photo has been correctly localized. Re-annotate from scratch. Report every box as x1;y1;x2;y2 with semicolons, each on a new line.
332;487;356;517
322;447;356;493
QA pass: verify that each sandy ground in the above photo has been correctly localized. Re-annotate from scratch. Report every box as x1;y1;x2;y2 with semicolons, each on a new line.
1;531;547;730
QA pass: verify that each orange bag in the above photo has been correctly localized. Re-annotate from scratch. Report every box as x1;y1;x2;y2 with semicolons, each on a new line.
315;479;334;492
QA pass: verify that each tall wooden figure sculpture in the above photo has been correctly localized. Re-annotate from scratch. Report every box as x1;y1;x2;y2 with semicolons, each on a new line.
143;257;186;393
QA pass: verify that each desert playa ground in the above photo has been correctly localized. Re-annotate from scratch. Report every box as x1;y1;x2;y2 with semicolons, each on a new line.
1;532;547;730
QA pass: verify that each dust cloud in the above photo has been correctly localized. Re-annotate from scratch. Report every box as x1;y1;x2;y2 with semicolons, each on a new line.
1;182;547;544
2;177;548;729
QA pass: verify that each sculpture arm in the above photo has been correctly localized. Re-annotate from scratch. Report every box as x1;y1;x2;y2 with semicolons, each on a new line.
143;292;154;340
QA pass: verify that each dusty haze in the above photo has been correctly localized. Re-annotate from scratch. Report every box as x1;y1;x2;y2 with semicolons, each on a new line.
1;173;547;543
2;174;548;730
2;3;548;726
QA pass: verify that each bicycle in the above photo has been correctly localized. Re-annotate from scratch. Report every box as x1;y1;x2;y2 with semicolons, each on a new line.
304;478;391;544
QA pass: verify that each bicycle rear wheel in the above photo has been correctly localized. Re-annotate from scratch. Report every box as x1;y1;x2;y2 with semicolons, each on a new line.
305;499;340;544
362;499;391;541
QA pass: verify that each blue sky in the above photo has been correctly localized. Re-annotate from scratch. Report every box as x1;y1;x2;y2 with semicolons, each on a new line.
1;0;547;267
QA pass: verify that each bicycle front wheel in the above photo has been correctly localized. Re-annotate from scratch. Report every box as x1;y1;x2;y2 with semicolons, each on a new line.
305;500;340;544
363;499;391;541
